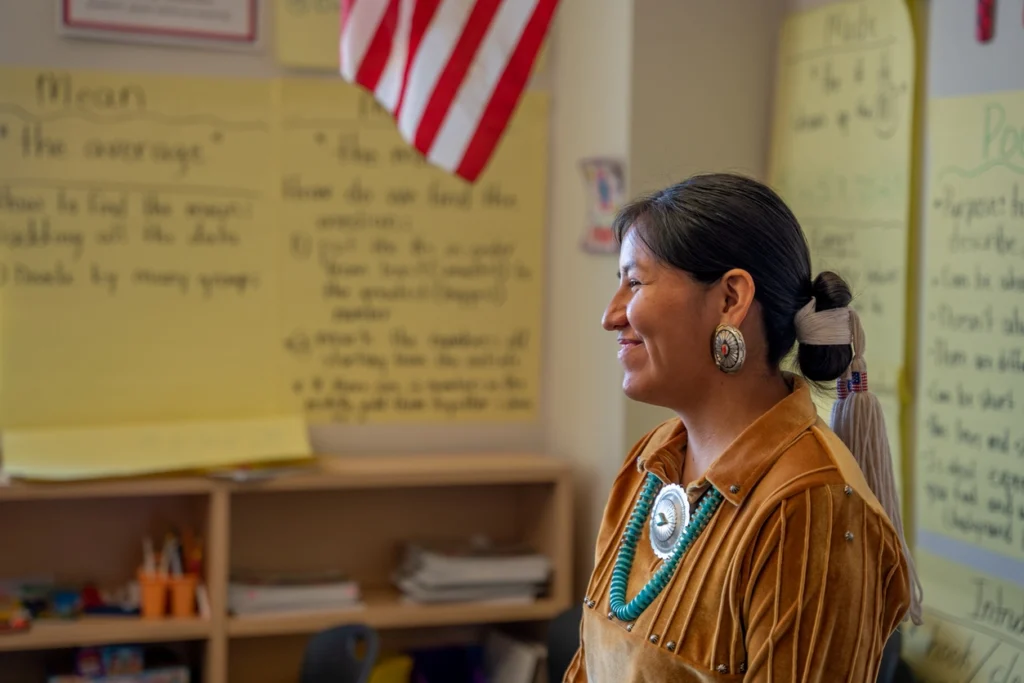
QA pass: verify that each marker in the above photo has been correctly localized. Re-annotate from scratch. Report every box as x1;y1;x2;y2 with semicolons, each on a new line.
142;537;156;575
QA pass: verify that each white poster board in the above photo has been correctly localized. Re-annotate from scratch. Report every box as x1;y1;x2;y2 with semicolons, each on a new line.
58;0;259;50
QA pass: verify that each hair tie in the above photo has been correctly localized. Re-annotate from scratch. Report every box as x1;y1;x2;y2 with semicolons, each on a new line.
794;298;852;345
825;296;925;625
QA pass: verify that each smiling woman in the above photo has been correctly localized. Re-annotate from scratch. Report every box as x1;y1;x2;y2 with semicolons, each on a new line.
567;173;922;683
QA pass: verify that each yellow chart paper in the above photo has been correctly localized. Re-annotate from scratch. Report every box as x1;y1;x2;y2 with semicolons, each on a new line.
274;0;342;71
271;0;549;75
905;90;1024;683
3;416;310;481
277;79;546;423
0;66;547;478
915;91;1024;560
903;551;1024;683
0;67;286;428
769;0;915;439
0;67;307;477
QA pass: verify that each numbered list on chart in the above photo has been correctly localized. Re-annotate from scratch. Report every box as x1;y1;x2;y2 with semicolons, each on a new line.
917;96;1024;559
277;80;546;423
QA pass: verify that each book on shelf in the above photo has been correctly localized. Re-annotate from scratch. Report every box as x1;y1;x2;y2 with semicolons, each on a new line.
395;577;541;604
395;537;551;604
48;667;189;683
228;569;360;616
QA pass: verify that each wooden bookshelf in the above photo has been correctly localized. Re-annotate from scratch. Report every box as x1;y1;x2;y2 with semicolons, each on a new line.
227;589;566;637
0;617;211;652
0;454;573;683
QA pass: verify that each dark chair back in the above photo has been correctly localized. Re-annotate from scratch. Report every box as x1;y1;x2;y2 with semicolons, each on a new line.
547;604;583;683
300;623;380;683
879;630;909;683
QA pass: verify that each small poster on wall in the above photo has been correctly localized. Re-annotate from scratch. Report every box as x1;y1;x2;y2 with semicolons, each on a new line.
58;0;259;49
579;157;625;254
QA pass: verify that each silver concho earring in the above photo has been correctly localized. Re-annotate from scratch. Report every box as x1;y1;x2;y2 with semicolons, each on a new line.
712;324;745;374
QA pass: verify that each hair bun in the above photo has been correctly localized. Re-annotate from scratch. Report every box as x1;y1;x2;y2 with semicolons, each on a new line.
810;271;852;310
798;271;853;381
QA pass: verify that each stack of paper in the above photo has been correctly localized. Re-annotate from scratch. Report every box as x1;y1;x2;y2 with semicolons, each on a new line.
228;570;361;616
395;538;551;604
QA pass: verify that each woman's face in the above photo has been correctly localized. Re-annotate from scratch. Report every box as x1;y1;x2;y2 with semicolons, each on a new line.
602;228;721;410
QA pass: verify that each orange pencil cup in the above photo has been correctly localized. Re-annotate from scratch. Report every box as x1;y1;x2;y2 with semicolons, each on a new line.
138;571;168;619
169;574;198;618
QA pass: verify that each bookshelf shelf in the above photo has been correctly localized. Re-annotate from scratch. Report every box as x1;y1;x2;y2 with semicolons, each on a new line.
0;475;214;502
0;616;211;652
0;454;573;683
227;589;566;637
223;453;569;491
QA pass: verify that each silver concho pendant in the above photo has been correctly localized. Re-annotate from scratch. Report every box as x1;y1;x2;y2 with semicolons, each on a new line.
649;484;690;560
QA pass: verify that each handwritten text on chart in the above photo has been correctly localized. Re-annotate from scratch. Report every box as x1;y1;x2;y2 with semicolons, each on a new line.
277;78;546;423
980;103;1024;173
769;0;914;404
902;550;1024;683
0;67;285;428
907;608;1024;682
919;181;1024;556
0;184;261;297
1;72;267;179
918;93;1024;560
785;3;910;142
0;67;547;427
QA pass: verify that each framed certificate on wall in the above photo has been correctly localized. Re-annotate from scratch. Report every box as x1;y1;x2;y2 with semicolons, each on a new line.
58;0;259;49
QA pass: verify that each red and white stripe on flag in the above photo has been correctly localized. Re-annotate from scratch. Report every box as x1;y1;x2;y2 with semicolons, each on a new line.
339;0;558;182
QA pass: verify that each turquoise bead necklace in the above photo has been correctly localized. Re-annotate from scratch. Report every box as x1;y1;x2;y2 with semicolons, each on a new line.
608;472;724;622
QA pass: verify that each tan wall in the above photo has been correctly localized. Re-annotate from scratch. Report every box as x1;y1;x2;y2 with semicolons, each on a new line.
0;0;789;598
622;0;787;453
543;0;633;593
788;0;839;11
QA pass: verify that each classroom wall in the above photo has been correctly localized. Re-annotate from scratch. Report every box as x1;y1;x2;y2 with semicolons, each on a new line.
928;0;1024;95
0;0;787;596
543;0;633;592
547;0;789;587
0;1;274;77
622;0;787;452
788;0;837;11
628;0;784;194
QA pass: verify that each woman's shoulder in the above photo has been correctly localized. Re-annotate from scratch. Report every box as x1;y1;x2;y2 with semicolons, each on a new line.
756;418;901;533
745;424;909;587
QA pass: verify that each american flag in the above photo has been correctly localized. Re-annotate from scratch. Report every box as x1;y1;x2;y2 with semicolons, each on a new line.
339;0;559;182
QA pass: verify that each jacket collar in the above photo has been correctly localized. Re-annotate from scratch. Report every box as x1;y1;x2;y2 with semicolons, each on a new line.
635;374;819;506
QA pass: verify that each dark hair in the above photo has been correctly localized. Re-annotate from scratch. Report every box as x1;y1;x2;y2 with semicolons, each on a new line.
612;172;852;381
